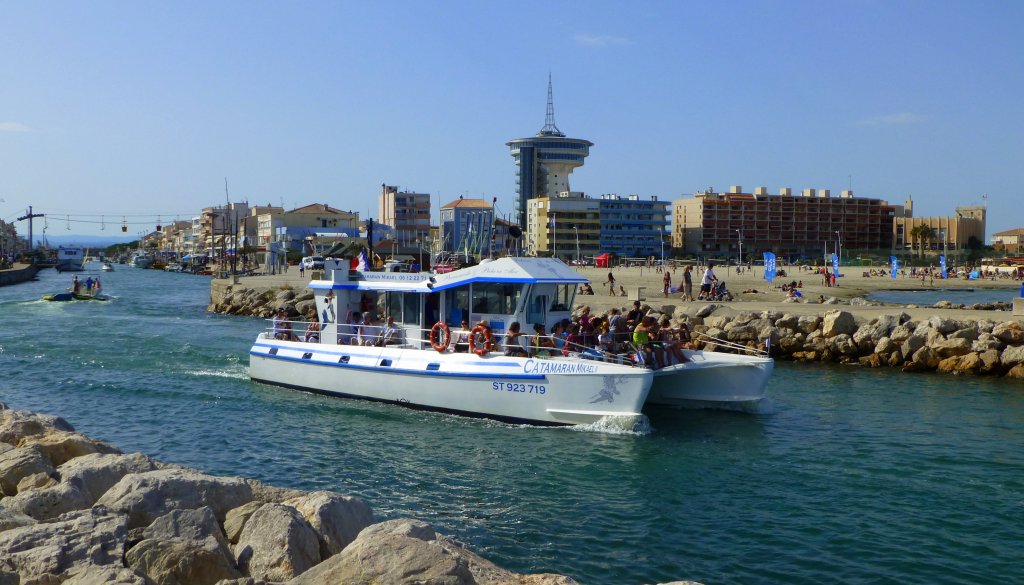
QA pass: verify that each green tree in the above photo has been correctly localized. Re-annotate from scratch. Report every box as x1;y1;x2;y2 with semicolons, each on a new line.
909;225;936;260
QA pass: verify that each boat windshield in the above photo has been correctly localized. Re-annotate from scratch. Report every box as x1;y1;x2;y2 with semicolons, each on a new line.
551;284;575;312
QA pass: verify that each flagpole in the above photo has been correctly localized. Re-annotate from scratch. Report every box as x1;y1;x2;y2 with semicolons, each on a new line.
551;212;556;259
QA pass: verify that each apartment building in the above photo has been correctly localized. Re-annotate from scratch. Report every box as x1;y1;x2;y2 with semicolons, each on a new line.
892;199;986;253
378;184;431;245
526;192;600;260
673;186;898;259
598;194;671;258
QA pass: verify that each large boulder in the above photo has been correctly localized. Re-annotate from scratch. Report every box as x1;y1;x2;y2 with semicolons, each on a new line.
992;321;1024;345
979;349;1002;374
874;337;896;356
889;323;915;343
0;506;128;581
931;337;973;359
17;430;121;467
96;468;254;529
127;507;241;585
0;408;75;446
0;481;92;521
695;304;718;318
58;452;162;504
1000;345;1024;370
947;326;980;342
234;503;320;582
0;447;55;497
284;491;374;558
704;315;731;330
972;333;1004;353
62;566;150;585
796;315;821;335
288;518;579;585
224;501;263;544
775;314;799;331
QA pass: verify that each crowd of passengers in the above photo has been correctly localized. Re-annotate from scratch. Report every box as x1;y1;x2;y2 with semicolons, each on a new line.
272;299;693;369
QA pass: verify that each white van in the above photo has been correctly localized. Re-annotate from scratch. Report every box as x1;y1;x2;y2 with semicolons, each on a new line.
301;256;324;270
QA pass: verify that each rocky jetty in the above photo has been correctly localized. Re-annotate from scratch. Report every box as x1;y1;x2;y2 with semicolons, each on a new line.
636;304;1024;378
209;284;314;320
0;404;607;584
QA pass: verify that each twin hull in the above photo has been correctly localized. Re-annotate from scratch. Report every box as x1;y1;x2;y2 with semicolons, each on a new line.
249;336;652;426
648;352;774;406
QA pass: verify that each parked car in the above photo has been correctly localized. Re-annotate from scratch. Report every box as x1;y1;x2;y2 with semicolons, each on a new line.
301;255;325;270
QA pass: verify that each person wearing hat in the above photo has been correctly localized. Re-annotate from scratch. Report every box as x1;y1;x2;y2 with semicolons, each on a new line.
273;307;299;341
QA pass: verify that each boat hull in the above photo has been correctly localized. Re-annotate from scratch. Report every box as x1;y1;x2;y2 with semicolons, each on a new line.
647;351;774;407
249;336;652;426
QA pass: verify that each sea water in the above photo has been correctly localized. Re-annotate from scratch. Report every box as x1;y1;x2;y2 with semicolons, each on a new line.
868;287;1019;306
2;266;1022;585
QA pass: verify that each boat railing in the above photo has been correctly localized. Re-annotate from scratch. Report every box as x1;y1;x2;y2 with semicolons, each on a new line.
695;332;770;357
260;319;647;366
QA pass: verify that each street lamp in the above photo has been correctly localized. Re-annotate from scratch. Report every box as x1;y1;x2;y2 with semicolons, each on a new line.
736;229;743;268
573;225;580;265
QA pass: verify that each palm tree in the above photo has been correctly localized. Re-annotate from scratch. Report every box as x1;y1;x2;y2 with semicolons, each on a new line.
909;225;936;260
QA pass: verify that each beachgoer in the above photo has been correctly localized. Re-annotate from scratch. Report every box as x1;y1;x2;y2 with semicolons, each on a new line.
606;271;616;295
682;266;693;301
663;270;672;297
618;285;627;297
700;263;718;300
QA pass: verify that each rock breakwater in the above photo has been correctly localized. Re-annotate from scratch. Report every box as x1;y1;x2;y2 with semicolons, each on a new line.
673;305;1024;378
0;404;608;584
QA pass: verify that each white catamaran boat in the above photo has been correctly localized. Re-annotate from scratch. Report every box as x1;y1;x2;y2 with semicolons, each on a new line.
249;257;653;426
647;349;774;408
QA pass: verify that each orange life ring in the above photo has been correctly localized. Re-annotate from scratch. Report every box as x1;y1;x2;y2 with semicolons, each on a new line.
470;325;494;357
429;322;451;352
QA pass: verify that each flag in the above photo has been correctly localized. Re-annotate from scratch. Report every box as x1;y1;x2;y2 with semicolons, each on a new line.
940;255;948;279
353;249;369;271
831;253;841;278
763;252;777;283
890;256;900;279
550;216;555;228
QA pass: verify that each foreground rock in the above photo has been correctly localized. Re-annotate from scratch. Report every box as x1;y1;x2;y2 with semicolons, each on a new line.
1;404;646;584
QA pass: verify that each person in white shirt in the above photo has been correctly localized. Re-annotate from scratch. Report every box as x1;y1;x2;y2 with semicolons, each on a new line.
700;263;718;300
378;315;401;346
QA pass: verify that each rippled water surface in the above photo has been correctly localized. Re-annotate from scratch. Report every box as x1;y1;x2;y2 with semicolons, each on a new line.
2;266;1023;584
868;287;1019;305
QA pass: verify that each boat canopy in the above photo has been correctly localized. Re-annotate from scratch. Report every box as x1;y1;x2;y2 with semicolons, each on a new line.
308;257;586;294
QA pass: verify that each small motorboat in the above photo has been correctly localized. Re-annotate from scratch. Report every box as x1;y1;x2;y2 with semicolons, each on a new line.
42;292;75;302
101;262;114;272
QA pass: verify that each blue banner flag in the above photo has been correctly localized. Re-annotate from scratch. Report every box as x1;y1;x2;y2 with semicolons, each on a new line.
890;256;900;279
939;255;948;279
969;270;979;280
831;253;841;278
763;252;777;283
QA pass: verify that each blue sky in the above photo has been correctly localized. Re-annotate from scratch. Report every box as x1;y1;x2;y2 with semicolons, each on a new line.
2;1;1022;239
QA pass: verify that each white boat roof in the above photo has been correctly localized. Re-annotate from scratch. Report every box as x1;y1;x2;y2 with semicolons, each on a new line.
309;257;586;293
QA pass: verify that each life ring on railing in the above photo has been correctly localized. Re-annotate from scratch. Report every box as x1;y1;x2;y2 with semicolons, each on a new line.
470;325;494;357
429;322;451;352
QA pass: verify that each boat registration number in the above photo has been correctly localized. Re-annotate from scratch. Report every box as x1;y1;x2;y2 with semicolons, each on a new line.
492;382;546;394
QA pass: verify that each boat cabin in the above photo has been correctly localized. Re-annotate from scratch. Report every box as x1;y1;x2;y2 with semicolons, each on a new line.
308;257;586;347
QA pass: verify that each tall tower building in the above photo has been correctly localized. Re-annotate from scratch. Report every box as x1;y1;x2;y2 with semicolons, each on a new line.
507;76;593;227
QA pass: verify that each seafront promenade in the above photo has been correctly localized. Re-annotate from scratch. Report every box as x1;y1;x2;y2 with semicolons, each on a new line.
0;263;39;287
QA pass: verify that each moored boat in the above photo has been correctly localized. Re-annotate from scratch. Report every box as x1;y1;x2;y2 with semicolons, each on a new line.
55;246;85;272
249;257;653;426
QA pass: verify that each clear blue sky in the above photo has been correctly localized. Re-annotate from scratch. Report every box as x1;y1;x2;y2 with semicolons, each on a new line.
2;1;1022;239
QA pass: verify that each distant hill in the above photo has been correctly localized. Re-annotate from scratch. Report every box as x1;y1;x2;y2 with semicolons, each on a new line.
38;234;137;249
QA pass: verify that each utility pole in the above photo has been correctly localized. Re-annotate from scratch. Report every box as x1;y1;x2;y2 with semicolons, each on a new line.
17;206;45;254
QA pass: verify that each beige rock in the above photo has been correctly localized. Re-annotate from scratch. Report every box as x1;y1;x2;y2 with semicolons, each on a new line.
979;349;1002;374
16;471;57;493
1000;344;1024;369
284;491;374;558
796;315;822;334
234;503;320;582
0;508;36;533
0;506;127;581
1006;364;1024;379
63;566;150;585
97;468;255;529
822;310;857;337
0;481;92;521
58;452;162;504
19;430;121;467
931;337;972;359
992;321;1024;345
224;501;263;544
937;356;962;374
874;337;895;356
127;538;241;585
956;352;982;374
0;447;55;497
0;408;75;445
288;518;579;585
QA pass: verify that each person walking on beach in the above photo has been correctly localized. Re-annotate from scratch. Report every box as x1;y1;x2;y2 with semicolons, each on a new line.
662;270;672;298
681;266;693;301
606;271;616;295
700;263;718;300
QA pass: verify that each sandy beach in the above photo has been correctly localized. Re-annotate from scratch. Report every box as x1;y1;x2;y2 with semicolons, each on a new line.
572;263;1023;322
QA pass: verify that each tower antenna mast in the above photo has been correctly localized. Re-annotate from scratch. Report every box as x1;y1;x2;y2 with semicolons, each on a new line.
540;74;563;136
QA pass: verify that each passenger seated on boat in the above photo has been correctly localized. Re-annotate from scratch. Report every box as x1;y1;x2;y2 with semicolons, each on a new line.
304;311;321;343
597;323;615;354
360;314;381;346
658;317;688;364
340;311;361;345
632;316;662;368
378;315;402;346
273;308;299;342
550;322;568;355
565;323;584;356
454;319;470;352
533;323;555;357
503;322;529;357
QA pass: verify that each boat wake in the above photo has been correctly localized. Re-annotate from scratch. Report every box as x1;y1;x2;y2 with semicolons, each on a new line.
571;414;653;436
189;367;249;381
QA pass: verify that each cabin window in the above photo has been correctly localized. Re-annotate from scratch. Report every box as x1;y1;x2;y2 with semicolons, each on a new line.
551;285;574;312
384;291;421;325
471;283;521;315
445;286;470;326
